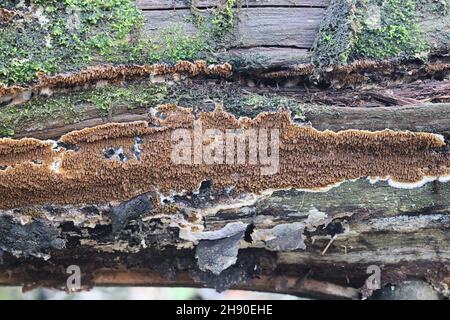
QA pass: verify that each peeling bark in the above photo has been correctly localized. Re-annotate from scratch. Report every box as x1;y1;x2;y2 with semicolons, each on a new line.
1;80;449;299
0;179;448;298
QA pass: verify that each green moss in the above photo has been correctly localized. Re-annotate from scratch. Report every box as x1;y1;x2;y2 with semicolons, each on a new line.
0;0;144;86
161;81;303;119
183;0;239;58
146;25;210;63
0;0;237;86
0;94;82;138
352;0;428;59
210;0;237;38
108;0;240;68
312;0;446;66
0;0;243;87
241;94;302;118
0;83;168;137
0;80;306;138
88;83;168;117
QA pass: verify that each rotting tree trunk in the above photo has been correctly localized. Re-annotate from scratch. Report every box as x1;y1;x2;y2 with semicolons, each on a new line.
13;99;450;141
0;179;448;299
0;104;449;298
0;0;450;300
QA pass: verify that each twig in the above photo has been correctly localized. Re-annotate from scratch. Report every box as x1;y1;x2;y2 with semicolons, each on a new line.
321;234;338;255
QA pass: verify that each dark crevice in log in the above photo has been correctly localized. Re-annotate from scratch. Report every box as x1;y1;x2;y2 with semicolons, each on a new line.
248;79;450;107
228;44;313;50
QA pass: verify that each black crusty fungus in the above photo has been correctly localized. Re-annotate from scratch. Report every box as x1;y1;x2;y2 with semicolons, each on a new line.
0;215;65;258
110;193;153;235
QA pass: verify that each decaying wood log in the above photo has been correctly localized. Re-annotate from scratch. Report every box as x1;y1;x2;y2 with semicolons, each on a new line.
0;179;448;299
0;0;449;300
0;103;449;299
136;0;331;10
302;103;450;138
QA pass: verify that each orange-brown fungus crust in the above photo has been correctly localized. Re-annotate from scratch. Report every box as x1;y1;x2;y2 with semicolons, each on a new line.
0;7;17;23
262;57;450;81
35;60;232;88
0;106;448;210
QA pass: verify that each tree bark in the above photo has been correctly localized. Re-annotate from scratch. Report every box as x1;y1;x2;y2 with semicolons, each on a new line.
1;0;449;300
1;77;450;300
0;179;448;299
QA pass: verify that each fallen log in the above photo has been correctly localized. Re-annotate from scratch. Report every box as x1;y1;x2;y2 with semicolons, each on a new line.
0;178;448;299
0;0;449;300
0;105;449;299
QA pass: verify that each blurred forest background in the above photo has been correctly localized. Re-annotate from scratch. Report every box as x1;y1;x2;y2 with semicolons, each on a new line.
0;287;299;300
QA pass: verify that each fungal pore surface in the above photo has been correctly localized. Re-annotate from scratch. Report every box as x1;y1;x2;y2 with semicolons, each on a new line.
0;106;448;210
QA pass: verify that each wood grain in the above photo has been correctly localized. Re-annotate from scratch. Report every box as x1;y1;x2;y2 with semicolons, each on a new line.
136;0;330;10
302;103;450;137
228;47;311;69
143;7;325;48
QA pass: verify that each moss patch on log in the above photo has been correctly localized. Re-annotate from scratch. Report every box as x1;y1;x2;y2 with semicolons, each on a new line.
312;0;357;66
209;0;238;38
0;83;168;137
0;0;145;86
352;0;427;59
0;0;230;87
86;83;168;117
161;82;305;119
145;24;211;63
312;0;449;67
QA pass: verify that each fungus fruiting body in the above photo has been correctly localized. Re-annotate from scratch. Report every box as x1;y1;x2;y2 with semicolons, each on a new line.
0;106;448;210
0;61;232;106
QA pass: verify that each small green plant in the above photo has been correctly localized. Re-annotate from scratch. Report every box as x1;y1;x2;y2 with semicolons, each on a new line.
211;0;237;38
147;25;210;63
0;127;15;138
